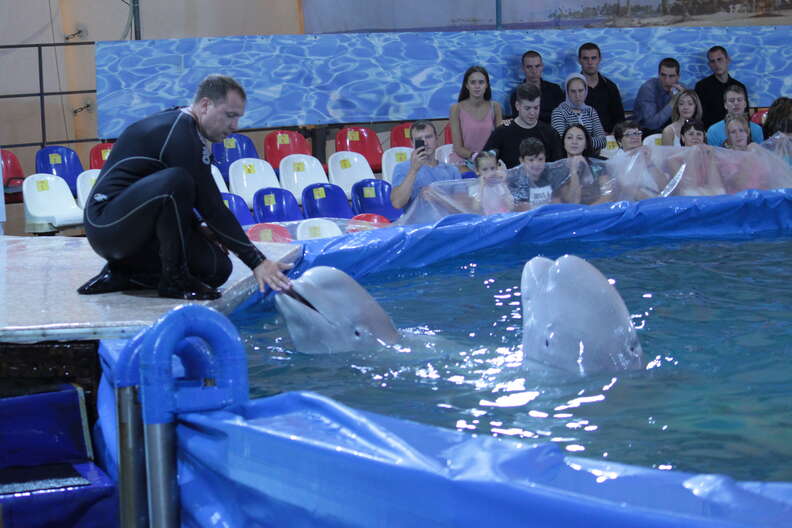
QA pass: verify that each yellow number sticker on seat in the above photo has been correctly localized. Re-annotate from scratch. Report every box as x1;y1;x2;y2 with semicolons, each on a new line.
309;226;321;237
363;186;376;198
90;177;97;186
607;141;618;150
49;153;62;164
403;128;411;138
293;162;305;172
340;158;351;169
260;229;273;242
264;194;275;206
101;149;111;160
395;152;407;162
277;134;290;145
348;130;360;141
313;187;326;199
243;163;255;174
654;137;663;145
224;137;237;149
223;199;230;208
36;180;50;192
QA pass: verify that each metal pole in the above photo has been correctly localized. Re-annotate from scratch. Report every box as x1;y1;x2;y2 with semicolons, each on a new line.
144;423;179;527
117;386;148;528
132;0;142;40
495;0;502;30
38;46;46;148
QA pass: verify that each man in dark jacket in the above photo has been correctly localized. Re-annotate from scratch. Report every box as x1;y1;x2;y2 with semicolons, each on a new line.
578;42;626;134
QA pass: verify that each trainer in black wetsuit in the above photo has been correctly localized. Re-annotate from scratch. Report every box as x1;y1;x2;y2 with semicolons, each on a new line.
78;75;292;299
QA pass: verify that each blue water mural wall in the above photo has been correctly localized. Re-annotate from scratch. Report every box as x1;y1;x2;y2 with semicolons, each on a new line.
96;25;790;138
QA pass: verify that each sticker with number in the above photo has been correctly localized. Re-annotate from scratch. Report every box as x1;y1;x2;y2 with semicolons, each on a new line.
101;149;111;160
224;137;237;148
294;162;305;172
36;180;50;192
49;153;62;164
313;187;326;199
264;194;275;206
395;152;407;162
309;226;321;237
90;178;97;185
260;229;273;242
348;130;360;141
607;141;618;150
243;163;255;174
363;186;376;198
277;133;290;145
403;128;411;138
223;199;230;208
340;158;351;169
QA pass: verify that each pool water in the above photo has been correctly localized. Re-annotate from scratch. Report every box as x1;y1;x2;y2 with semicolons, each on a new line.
231;237;792;482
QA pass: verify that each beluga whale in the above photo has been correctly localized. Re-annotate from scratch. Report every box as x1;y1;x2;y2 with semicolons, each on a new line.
274;266;400;354
520;255;644;376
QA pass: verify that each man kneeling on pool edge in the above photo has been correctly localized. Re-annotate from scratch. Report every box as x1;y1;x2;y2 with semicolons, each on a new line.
78;74;292;300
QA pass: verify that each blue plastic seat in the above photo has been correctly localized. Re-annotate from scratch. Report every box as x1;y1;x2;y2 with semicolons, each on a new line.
301;183;354;219
252;187;303;223
220;192;255;225
351;179;403;221
35;145;84;197
212;133;259;183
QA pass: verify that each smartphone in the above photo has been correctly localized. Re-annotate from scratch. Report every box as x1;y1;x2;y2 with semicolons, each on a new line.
414;138;425;150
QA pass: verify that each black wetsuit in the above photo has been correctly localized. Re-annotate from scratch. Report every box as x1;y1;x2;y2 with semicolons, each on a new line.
83;109;264;287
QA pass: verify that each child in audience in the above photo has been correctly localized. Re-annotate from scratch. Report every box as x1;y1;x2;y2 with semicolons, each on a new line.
506;138;574;211
662;90;702;146
470;150;513;214
448;66;503;167
680;120;707;146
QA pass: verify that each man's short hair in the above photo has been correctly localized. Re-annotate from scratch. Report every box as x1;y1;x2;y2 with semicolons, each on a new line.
658;57;680;74
723;84;746;101
519;137;546;158
194;74;246;103
410;120;437;138
707;45;728;58
612;120;641;143
515;83;541;104
578;42;601;58
521;50;542;63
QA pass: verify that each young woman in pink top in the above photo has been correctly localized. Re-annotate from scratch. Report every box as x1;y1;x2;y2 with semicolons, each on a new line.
448;65;503;166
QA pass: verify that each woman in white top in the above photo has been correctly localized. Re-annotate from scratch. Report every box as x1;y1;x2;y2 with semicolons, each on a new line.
661;90;702;146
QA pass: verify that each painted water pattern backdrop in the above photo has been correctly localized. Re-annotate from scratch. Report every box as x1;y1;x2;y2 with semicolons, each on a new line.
97;26;791;138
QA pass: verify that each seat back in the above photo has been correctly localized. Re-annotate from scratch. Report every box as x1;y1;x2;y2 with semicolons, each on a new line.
246;222;294;243
296;217;344;240
212;133;258;182
220;192;255;225
252;187;303;223
278;154;328;205
351;178;403;221
335;127;383;172
751;108;768;125
301;183;354;219
22;174;83;232
600;135;621;158
89;142;114;169
346;213;392;232
35;145;84;196
211;165;229;193
390;122;413;148
264;130;311;169
643;133;663;147
327;151;375;198
229;158;279;208
381;147;412;183
2;149;25;203
434;144;454;165
444;125;453;144
76;169;101;208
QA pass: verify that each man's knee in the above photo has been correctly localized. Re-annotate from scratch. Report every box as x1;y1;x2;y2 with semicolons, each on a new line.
157;167;195;201
200;253;232;288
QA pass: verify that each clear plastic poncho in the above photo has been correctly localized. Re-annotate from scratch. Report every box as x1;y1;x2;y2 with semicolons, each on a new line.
760;132;792;167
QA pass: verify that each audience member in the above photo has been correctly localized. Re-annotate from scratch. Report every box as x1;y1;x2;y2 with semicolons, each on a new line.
763;97;792;139
509;51;564;124
680;120;707;146
505;138;571;211
551;73;607;152
634;58;686;133
661;90;703;146
559;124;610;205
723;114;752;151
613;120;644;154
706;85;763;147
484;83;563;169
578;42;625;134
448;66;503;166
694;46;749;128
391;121;461;209
611;120;669;197
469;151;513;215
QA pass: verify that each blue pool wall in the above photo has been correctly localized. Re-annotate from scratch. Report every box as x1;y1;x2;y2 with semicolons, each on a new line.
96;25;790;138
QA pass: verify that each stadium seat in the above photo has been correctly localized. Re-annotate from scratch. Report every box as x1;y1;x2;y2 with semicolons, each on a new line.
2;149;26;203
89;142;113;169
301;182;354;219
220;192;255;225
328;151;375;198
211;165;229;193
335;126;383;172
643;133;663;147
212;133;258;182
76;169;100;209
600;135;620;158
229;158;279;209
751;109;768;126
296;217;343;240
264;130;311;170
381;147;412;183
390;122;413;148
252;187;303;223
444;125;453;144
35;145;84;197
350;179;403;222
434;144;454;164
346;213;392;232
278;154;328;205
23;174;83;233
246;222;294;243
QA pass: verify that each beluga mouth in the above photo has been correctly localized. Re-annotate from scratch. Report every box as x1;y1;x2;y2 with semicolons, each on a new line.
280;286;318;312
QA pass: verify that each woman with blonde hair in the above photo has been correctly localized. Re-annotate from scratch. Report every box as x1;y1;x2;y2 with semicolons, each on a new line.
661;90;702;146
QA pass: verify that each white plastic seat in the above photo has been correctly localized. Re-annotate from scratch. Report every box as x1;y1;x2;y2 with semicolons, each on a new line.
328;151;375;199
600;135;620;158
296;217;343;240
211;164;229;193
76;169;101;208
279;154;328;205
381;147;412;183
643;133;663;147
229;158;279;208
434;144;454;164
23;173;83;232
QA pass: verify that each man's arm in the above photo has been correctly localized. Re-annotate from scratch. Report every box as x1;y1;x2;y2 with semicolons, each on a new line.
608;80;626;131
390;148;428;208
634;81;673;131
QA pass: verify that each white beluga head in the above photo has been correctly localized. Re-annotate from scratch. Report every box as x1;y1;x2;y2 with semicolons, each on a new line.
274;266;399;354
521;255;643;375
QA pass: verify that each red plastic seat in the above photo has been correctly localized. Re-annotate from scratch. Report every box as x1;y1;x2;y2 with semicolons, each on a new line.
246;222;294;243
444;124;453;144
346;213;391;232
89;142;114;169
264;130;311;170
751;109;768;126
335;127;383;172
390;122;413;148
2;149;26;203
